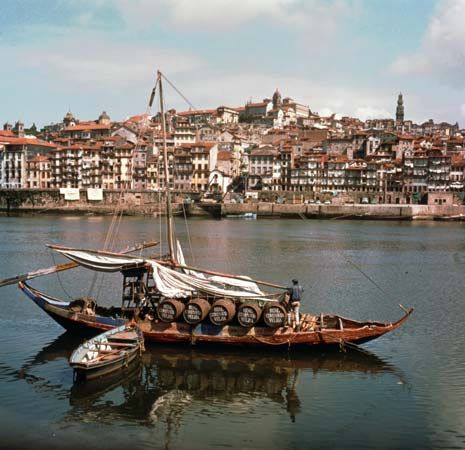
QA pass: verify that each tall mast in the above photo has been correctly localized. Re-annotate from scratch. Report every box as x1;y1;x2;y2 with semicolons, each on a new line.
158;71;176;263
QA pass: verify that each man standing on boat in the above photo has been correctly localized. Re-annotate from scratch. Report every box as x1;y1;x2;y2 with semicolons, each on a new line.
287;279;303;328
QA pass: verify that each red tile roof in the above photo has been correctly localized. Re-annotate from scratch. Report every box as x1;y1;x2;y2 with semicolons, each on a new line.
217;150;233;161
180;142;216;149
329;155;348;163
63;122;110;132
0;135;57;148
398;134;416;140
124;114;152;123
451;155;465;166
177;109;216;116
251;147;277;156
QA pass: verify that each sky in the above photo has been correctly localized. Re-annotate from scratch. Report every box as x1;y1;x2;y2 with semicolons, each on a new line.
1;0;465;128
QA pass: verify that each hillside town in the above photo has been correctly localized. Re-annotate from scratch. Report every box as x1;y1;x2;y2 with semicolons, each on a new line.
1;89;465;205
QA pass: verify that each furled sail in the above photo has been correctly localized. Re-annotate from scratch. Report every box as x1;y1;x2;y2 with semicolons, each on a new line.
54;249;145;272
148;260;272;299
174;241;265;297
175;240;206;279
55;247;278;300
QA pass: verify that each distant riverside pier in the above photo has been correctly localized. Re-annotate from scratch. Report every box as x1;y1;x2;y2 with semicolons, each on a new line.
0;189;464;221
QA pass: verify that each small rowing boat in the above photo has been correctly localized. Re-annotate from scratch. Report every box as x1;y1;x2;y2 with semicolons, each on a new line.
69;324;144;381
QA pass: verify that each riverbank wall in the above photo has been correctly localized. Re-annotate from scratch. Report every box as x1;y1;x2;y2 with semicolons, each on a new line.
0;189;177;216
1;189;464;220
222;202;465;220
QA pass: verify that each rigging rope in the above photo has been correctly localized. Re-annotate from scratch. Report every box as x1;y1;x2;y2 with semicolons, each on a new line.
159;72;197;111
50;249;73;300
63;71;208;301
155;70;214;265
158;190;163;259
170;146;195;264
181;200;195;264
344;255;399;307
87;73;160;300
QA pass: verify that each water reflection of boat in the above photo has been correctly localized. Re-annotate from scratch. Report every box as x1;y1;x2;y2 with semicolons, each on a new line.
65;344;402;424
23;332;83;368
6;333;406;432
70;358;141;402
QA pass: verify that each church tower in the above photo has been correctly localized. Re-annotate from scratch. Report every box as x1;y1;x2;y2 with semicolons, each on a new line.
98;110;111;125
272;88;282;109
63;110;76;127
396;93;404;123
13;120;24;137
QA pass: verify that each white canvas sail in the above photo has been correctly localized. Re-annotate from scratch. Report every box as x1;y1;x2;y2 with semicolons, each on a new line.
175;240;264;295
148;260;272;299
54;249;145;272
55;248;278;300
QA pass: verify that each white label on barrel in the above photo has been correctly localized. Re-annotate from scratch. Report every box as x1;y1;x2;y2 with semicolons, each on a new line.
210;306;227;322
266;307;285;324
186;304;202;321
159;303;175;320
239;307;257;324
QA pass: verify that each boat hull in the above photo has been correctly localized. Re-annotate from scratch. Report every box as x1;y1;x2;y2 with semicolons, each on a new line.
19;282;413;349
73;350;141;381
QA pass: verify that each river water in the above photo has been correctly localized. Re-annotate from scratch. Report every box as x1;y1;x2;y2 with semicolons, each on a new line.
0;215;465;449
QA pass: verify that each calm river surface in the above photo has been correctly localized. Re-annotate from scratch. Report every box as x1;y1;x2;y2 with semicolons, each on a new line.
1;215;465;449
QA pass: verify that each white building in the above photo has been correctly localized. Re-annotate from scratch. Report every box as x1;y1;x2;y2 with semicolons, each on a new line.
0;128;56;188
209;169;231;194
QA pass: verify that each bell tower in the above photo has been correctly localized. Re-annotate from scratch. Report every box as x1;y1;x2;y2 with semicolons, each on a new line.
272;88;282;109
396;92;404;123
14;120;25;137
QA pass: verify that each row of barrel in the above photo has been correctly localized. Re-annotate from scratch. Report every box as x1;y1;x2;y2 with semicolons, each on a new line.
156;297;287;328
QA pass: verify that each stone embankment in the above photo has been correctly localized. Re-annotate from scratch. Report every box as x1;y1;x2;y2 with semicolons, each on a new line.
0;189;181;216
222;202;465;220
0;189;464;220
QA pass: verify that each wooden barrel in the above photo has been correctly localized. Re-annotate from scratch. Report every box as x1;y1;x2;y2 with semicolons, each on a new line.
263;302;287;328
183;298;211;325
237;302;262;328
157;299;185;323
209;299;236;326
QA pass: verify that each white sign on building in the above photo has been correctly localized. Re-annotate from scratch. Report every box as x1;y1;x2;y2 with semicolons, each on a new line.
59;187;80;201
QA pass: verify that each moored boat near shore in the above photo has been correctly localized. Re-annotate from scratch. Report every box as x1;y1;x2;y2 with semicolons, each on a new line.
20;281;412;349
69;324;144;380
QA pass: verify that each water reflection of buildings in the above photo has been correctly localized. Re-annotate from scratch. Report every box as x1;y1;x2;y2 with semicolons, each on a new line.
11;333;406;445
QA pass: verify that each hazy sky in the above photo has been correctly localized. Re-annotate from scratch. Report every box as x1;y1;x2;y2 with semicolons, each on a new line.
1;0;465;127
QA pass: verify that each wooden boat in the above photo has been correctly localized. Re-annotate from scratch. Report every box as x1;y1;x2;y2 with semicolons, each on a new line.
20;281;412;348
69;324;144;380
2;71;413;350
